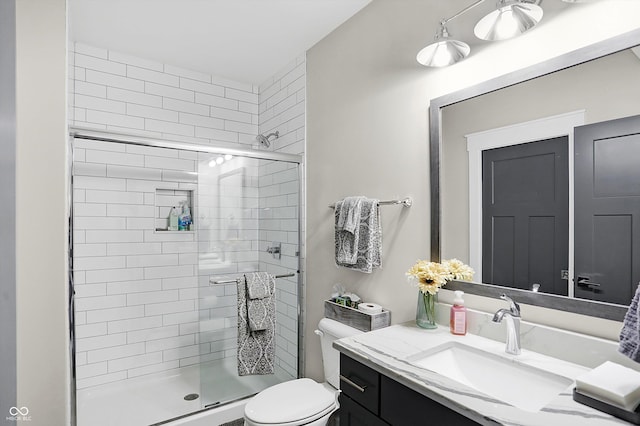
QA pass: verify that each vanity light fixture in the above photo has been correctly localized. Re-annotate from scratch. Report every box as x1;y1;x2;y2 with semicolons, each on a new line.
416;23;471;67
417;0;546;68
474;0;543;41
416;0;485;67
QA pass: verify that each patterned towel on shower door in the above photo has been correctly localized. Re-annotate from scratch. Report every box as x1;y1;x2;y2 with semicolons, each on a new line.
246;272;275;332
237;274;275;376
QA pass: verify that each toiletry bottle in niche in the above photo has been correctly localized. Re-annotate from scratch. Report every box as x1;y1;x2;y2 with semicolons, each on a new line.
184;204;193;230
178;202;192;231
178;203;186;230
450;290;467;335
169;206;179;231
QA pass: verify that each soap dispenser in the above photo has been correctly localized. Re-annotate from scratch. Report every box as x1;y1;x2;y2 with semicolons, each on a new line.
450;290;467;335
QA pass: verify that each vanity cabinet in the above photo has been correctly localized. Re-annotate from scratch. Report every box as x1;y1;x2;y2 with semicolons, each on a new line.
339;354;478;425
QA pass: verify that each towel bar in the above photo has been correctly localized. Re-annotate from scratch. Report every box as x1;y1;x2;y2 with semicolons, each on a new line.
328;197;412;209
209;272;296;285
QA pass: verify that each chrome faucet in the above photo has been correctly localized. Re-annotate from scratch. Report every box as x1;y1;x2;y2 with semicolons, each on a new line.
492;294;521;355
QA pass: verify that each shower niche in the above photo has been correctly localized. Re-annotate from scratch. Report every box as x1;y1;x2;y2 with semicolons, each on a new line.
154;188;195;232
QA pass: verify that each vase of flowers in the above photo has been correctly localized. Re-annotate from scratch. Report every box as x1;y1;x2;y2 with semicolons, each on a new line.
406;259;474;329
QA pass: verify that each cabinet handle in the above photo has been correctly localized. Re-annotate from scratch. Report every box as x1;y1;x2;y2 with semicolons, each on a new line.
340;374;367;393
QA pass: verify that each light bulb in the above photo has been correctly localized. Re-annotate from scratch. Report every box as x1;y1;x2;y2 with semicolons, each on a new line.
495;9;519;39
224;154;233;161
216;156;224;165
432;43;453;68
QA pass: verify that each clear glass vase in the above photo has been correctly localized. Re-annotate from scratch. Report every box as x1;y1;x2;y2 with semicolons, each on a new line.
416;291;438;329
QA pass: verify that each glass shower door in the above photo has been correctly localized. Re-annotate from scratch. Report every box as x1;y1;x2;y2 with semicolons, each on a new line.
196;152;300;408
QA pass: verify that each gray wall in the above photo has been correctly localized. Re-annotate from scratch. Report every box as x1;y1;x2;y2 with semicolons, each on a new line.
0;0;17;423
16;1;70;424
305;0;640;381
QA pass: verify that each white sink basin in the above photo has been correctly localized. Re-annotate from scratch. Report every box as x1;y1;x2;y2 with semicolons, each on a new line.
406;342;573;412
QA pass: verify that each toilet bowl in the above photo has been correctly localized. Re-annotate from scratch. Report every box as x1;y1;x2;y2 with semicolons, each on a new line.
243;318;362;426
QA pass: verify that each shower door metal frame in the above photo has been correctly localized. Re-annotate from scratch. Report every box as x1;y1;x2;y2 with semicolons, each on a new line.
68;127;306;422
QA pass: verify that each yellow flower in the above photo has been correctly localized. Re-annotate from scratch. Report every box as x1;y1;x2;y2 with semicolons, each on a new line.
444;258;475;281
406;259;474;295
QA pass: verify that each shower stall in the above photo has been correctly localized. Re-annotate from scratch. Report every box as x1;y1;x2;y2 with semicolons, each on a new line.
70;130;303;425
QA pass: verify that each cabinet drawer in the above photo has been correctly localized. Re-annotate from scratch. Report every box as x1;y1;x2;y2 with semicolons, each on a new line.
380;376;479;425
339;394;389;426
340;354;380;415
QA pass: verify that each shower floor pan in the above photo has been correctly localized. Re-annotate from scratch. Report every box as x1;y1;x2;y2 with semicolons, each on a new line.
76;357;287;426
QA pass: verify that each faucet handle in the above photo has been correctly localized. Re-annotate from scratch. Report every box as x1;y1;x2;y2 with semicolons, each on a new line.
500;293;520;316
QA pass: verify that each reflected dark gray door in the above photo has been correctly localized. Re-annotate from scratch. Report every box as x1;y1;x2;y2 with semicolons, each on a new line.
482;136;569;294
574;114;640;305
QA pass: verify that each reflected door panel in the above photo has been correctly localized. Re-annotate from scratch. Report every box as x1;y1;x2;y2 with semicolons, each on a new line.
574;114;640;304
482;136;569;294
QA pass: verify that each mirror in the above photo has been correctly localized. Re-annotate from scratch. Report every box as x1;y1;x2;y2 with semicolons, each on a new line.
430;28;640;321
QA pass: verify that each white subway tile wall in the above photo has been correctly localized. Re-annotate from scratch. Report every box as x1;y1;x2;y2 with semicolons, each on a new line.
70;42;258;145
71;42;305;388
257;54;306;378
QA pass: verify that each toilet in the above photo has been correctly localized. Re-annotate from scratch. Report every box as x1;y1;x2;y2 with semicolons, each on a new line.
243;318;362;426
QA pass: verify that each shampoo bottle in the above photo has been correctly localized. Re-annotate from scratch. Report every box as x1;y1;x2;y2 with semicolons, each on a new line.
450;290;467;335
169;206;179;231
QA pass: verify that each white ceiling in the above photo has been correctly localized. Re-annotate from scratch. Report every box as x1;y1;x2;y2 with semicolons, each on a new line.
69;0;372;85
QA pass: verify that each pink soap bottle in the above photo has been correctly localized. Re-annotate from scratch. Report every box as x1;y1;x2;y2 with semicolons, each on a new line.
450;290;467;335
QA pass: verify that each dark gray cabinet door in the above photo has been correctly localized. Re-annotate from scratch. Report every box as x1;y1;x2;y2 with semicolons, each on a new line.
482;136;569;295
574;114;640;305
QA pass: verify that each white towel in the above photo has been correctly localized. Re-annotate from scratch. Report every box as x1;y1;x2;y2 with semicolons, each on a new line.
335;198;382;273
619;283;640;363
575;361;640;411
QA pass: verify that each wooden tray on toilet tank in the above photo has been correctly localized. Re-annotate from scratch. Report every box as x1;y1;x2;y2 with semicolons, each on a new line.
324;300;391;332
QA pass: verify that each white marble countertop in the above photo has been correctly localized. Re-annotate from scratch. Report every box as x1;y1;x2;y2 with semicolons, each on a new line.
334;321;633;425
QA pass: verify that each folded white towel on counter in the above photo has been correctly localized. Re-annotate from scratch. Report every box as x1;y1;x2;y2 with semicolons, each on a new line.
575;361;640;411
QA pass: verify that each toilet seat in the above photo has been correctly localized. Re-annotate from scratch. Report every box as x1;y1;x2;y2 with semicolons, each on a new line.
244;378;337;425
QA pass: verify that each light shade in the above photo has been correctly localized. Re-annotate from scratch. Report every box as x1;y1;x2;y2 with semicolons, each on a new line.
474;1;543;41
416;25;471;68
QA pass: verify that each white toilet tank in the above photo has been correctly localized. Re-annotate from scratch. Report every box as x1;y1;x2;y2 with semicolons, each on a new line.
317;318;362;389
